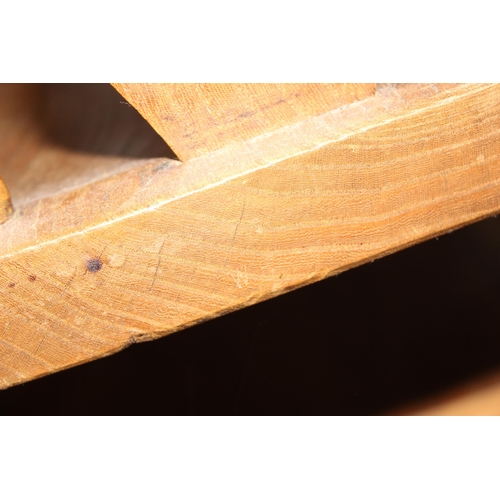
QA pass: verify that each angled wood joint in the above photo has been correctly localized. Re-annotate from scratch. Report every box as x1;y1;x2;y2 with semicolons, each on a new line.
2;83;500;390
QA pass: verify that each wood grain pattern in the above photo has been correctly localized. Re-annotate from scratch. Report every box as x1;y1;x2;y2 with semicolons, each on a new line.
1;83;500;388
111;83;376;161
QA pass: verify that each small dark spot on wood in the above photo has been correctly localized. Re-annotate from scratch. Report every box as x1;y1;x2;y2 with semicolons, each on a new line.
28;275;36;282
86;258;103;273
8;282;15;288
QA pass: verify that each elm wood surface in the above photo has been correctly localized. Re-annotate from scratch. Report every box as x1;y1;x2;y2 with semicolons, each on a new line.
112;84;376;161
1;83;500;389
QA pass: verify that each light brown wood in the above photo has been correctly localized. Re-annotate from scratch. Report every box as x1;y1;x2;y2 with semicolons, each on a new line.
0;175;13;224
111;84;376;161
1;83;500;389
0;84;173;208
392;371;500;416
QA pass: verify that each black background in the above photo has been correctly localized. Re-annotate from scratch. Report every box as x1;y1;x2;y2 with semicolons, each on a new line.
2;216;500;415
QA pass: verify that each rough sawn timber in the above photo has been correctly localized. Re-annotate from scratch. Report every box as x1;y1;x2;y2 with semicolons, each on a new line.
1;83;500;388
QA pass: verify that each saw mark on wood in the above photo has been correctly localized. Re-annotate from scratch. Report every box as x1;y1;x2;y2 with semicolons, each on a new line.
149;238;166;292
1;320;12;340
209;198;247;296
0;337;53;369
34;338;44;355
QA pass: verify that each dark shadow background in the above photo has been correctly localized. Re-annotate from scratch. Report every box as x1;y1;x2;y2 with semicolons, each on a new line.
1;85;500;415
40;83;177;159
2;217;500;415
